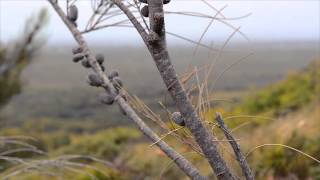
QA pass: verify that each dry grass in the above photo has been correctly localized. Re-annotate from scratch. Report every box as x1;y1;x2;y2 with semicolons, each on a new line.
239;104;320;148
0;136;116;179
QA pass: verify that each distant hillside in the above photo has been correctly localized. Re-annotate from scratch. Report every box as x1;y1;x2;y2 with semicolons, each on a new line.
23;41;318;92
1;58;320;180
1;42;319;127
231;59;319;120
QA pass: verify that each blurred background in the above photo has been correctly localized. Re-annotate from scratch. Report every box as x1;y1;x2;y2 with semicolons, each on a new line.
0;0;319;179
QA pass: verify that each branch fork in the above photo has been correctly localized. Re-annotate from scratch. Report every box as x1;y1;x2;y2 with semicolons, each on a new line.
48;0;255;179
48;0;206;179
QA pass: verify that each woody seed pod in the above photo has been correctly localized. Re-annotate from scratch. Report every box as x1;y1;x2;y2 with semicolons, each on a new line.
163;0;171;4
81;59;91;68
95;54;104;64
87;74;103;87
108;70;119;79
172;112;185;126
141;5;149;17
112;77;123;88
72;47;82;54
68;5;78;22
72;53;84;63
99;93;114;105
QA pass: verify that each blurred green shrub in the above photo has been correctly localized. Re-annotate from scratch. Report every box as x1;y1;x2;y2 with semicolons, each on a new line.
256;131;320;179
74;167;124;180
0;8;48;173
57;127;141;160
0;8;48;109
229;60;320;126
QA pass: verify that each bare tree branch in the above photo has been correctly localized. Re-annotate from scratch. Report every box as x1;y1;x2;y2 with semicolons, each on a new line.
216;112;254;180
47;0;206;179
138;0;235;179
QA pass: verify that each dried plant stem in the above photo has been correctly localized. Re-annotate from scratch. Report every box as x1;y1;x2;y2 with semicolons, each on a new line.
47;0;205;179
216;112;254;180
246;144;320;164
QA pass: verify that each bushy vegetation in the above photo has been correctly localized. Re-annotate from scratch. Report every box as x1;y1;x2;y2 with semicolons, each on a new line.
0;9;47;110
205;60;320;179
227;60;320;126
56;127;141;160
0;45;28;108
244;104;320;179
1;25;319;180
251;130;319;179
0;125;197;179
238;60;319;115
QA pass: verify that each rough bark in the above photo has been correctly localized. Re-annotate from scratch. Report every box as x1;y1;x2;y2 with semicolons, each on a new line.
145;0;236;179
48;1;206;179
112;0;237;178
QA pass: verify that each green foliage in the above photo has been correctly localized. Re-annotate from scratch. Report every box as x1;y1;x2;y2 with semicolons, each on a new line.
74;168;124;180
40;132;71;150
0;49;22;108
57;127;141;160
122;143;186;179
0;8;48;109
257;131;320;179
230;60;320;126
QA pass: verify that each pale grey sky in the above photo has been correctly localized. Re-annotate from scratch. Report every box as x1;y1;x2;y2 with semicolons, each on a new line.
0;0;319;45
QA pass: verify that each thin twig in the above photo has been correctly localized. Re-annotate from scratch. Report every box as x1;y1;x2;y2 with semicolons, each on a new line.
216;112;254;180
245;144;320;164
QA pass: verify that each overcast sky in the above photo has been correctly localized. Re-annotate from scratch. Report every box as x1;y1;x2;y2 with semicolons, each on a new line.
0;0;319;45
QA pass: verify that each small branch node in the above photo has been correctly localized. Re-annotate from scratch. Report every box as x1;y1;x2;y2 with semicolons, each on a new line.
147;31;160;43
153;12;164;35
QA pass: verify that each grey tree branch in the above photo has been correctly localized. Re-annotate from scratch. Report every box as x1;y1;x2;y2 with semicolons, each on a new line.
110;0;239;178
47;0;206;179
132;0;235;179
216;112;254;180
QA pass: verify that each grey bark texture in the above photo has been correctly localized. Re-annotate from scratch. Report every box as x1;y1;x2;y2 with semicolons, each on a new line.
48;0;206;179
144;0;236;179
216;112;254;180
112;0;237;178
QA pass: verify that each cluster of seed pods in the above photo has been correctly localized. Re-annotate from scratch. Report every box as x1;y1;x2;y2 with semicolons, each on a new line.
71;46;126;114
139;0;171;17
72;47;106;71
